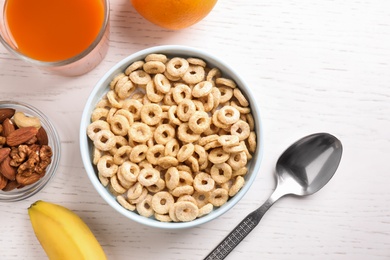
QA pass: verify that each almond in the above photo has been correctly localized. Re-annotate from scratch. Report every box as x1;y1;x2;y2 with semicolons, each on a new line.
36;127;49;145
0;173;8;190
6;126;38;147
2;118;15;137
0;108;15;123
0;147;11;163
0;156;16;181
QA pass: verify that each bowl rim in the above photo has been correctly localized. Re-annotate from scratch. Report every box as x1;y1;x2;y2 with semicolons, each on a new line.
80;45;264;229
0;100;61;202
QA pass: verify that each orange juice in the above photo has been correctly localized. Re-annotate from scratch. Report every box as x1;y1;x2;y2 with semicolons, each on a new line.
4;0;105;62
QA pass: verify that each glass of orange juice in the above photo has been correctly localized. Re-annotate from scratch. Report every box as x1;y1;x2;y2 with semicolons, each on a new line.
0;0;110;76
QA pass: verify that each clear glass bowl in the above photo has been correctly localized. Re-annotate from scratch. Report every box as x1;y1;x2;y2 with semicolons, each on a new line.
0;101;61;202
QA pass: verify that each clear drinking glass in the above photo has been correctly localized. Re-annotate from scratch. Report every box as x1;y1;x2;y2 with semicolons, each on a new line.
0;0;110;76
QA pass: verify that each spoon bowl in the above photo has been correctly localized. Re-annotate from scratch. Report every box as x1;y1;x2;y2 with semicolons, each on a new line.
205;133;343;259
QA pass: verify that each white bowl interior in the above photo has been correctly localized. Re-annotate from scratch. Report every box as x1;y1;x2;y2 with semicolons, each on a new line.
80;45;263;229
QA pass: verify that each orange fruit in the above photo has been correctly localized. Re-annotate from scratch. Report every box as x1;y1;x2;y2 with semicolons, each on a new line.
131;0;218;30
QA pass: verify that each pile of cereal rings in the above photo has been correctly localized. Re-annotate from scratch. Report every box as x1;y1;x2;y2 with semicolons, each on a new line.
87;53;257;222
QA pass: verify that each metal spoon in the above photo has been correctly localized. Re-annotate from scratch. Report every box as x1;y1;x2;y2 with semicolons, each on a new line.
204;132;343;260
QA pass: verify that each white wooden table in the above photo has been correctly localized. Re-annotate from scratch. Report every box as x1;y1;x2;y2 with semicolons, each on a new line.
1;0;389;259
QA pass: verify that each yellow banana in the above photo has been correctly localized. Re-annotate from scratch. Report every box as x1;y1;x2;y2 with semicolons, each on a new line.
28;200;107;260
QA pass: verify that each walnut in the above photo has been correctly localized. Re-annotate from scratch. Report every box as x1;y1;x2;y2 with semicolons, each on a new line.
10;145;29;167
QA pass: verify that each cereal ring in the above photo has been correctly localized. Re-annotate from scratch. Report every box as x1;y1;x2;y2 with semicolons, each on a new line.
204;140;221;151
164;139;180;157
198;203;213;218
166;57;189;77
113;145;132;165
187;57;206;67
118;161;140;183
129;144;148;163
117;196;136;211
198;134;219;146
123;99;143;121
143;61;166;74
109;136;128;155
188;111;211;134
233;88;249;107
153;73;171;94
154;124;175;145
172;185;194;197
129;70;152;85
211;87;221;110
182;65;205;84
206;67;221;83
177;195;197;205
106;90;123;108
222;141;245;153
229;176;245;197
110;174;127;194
246;113;255;131
152;191;174;214
177;143;195;162
129;187;148;205
177;99;196;122
172;83;192;104
93;130;116;151
198;93;214;112
218;86;234;103
230;120;250;141
141;103;163;126
177;165;192;174
216;77;236;89
167;105;181;125
193;145;208;165
210;163;232;184
138;167;160;186
231;100;251;114
209;188;229;207
218;105;240;125
87;120;110;140
218;135;240;147
146;144;165;165
192;191;210;208
185;156;200;173
154;213;172;222
193;172;215;193
146;81;164;103
211;110;230;129
165;167;180;190
128;122;152;143
145;53;168;63
116;78;135;100
164;70;182;82
110;73;127;89
232;167;248;177
248;131;257;153
127;182;143;200
93;147;103;165
147;178;166;193
204;122;220;135
91;107;109;122
115;110;134;126
178;170;194;186
110;114;130;136
193;100;205;111
136;194;154;217
208;148;230;164
125;60;145;75
95;98;110;108
192;81;213;98
158;156;179;169
162;88;176;105
97;155;118;178
228;151;247;171
177;123;200;143
174;201;199;222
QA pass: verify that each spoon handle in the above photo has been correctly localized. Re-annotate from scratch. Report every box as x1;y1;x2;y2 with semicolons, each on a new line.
204;200;273;260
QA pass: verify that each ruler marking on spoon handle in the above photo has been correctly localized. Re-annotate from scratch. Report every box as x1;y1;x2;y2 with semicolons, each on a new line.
204;212;259;260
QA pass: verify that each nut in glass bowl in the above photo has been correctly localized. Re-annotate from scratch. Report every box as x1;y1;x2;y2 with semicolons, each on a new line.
80;45;263;229
0;101;61;202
